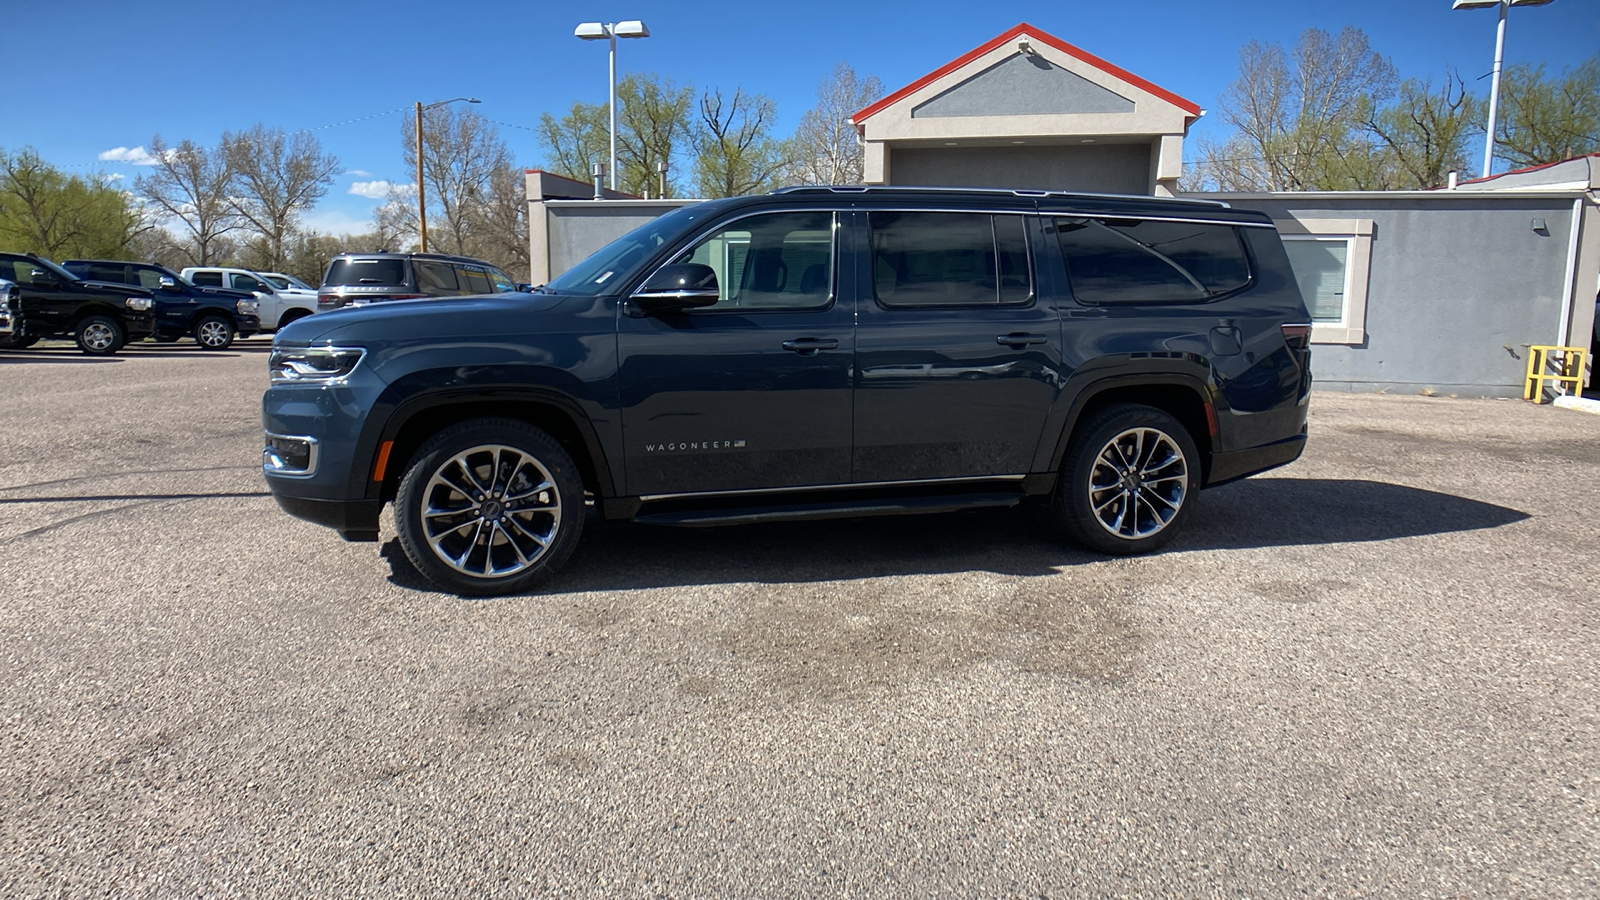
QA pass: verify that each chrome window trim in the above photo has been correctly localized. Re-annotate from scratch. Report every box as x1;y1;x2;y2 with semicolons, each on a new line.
630;208;842;314
637;473;1026;502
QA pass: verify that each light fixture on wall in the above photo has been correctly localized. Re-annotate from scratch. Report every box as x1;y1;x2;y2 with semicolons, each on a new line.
1017;38;1034;55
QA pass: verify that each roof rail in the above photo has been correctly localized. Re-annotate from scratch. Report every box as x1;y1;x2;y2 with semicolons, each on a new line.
769;184;1230;208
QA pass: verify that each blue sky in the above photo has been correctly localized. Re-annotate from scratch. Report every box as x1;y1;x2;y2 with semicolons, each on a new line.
8;0;1598;235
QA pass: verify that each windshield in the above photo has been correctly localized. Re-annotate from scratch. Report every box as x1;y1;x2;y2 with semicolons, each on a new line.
263;275;289;289
543;202;724;296
33;257;80;282
264;273;314;291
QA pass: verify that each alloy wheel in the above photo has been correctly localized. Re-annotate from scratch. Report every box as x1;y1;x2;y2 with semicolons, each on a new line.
419;444;562;578
1086;427;1189;540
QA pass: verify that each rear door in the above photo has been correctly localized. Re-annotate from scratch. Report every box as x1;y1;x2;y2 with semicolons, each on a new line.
617;209;854;496
851;209;1061;483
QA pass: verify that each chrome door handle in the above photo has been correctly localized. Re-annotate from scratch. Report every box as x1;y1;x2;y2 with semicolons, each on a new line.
781;338;839;354
996;333;1048;347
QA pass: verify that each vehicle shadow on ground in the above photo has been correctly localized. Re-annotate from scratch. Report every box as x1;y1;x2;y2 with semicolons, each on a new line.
0;349;122;364
378;478;1531;595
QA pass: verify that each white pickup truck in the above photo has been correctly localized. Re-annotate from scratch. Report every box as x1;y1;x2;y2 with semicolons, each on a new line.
181;266;317;331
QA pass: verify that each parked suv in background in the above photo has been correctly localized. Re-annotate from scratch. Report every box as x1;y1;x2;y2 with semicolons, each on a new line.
182;266;316;332
263;186;1313;596
315;252;520;311
0;252;155;354
62;260;260;349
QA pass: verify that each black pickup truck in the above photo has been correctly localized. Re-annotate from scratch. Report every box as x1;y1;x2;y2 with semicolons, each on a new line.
63;259;261;349
0;252;155;355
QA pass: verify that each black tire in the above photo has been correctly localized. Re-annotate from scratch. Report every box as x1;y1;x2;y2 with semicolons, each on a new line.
394;418;585;596
193;315;234;350
1050;403;1201;556
74;315;125;356
276;309;309;331
1;333;39;349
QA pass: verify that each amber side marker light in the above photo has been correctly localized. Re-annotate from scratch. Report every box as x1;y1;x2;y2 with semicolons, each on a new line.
373;440;394;482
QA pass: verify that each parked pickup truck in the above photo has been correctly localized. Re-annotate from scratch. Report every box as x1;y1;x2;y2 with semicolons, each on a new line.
0;252;155;354
262;186;1313;596
0;278;20;339
183;266;316;331
63;260;260;349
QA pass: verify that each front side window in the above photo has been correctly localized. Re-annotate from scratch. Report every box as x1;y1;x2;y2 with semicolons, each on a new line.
1056;218;1250;304
457;265;493;295
486;267;516;293
670;211;834;311
229;273;269;292
133;268;166;290
870;212;1032;308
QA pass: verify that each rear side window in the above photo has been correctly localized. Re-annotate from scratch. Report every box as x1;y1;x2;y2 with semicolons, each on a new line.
325;258;408;286
870;212;1033;308
414;260;459;296
83;263;129;284
190;271;223;287
671;211;834;311
1056;218;1250;304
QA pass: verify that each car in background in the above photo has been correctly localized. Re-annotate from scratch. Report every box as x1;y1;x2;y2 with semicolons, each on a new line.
0;252;154;355
62;260;260;350
0;278;20;339
182;266;317;332
258;271;317;293
315;252;521;311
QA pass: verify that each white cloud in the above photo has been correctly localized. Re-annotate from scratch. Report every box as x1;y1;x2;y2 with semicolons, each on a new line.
98;145;161;166
348;179;413;200
102;172;125;183
300;208;380;236
348;169;372;177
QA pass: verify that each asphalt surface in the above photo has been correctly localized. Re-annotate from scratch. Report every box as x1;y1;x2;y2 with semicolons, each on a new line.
1;337;1596;898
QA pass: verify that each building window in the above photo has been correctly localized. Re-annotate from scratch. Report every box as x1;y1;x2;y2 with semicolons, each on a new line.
1275;217;1374;345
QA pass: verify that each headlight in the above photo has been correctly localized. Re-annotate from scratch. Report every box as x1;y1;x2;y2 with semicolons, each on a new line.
124;296;152;311
269;345;366;385
236;299;260;315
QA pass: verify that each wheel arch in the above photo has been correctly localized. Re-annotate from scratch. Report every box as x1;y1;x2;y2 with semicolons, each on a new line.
1048;374;1217;486
371;391;616;506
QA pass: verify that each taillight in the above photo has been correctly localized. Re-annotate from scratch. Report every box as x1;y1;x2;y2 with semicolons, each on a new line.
317;293;338;308
388;294;427;301
1281;323;1312;350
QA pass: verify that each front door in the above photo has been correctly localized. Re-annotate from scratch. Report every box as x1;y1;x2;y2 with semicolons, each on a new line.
0;256;75;333
618;210;854;497
852;210;1062;483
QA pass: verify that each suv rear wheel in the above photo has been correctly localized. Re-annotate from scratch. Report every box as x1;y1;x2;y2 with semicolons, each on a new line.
75;315;125;356
394;419;585;596
1052;403;1200;555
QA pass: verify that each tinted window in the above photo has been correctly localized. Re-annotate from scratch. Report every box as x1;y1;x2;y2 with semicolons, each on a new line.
85;263;129;284
672;211;833;311
1056;218;1250;304
132;267;166;291
486;267;516;293
230;273;269;292
457;265;492;295
190;271;223;287
870;212;1032;307
414;260;459;296
325;258;408;286
262;275;290;289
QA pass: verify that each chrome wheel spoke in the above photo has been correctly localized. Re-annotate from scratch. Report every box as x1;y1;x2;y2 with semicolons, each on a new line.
1088;426;1188;541
421;443;562;579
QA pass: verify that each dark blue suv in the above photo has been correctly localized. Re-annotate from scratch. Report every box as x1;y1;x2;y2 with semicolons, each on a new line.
263;187;1312;596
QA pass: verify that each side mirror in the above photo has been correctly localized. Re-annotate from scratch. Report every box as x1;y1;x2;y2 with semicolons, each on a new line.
631;263;720;313
158;276;179;291
515;283;535;293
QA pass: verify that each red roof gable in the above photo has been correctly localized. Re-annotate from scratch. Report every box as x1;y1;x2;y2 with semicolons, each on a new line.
852;23;1201;125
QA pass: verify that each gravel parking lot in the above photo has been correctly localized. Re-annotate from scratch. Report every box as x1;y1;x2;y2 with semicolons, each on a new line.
2;337;1596;897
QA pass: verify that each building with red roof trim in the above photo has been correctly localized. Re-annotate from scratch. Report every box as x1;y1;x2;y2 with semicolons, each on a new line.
848;23;1202;197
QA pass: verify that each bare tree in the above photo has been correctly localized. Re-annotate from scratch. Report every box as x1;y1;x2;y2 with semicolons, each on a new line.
1494;56;1600;169
469;165;529;278
786;62;884;185
1195;27;1397;191
692;88;790;198
402;106;513;256
224;125;341;270
135;136;240;265
1363;74;1483;188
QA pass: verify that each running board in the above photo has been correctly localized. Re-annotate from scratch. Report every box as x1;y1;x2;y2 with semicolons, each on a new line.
632;492;1023;528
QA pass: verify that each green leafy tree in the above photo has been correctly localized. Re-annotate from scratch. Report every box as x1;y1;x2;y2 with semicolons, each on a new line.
691;88;790;198
538;101;608;184
0;148;143;258
1493;57;1600;169
616;73;695;197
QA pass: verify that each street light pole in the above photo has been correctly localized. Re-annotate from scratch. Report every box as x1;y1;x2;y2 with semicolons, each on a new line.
1453;0;1556;178
414;97;481;253
575;20;650;194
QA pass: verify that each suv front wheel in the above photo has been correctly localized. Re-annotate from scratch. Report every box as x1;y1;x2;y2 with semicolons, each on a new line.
1052;403;1201;556
394;419;585;596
